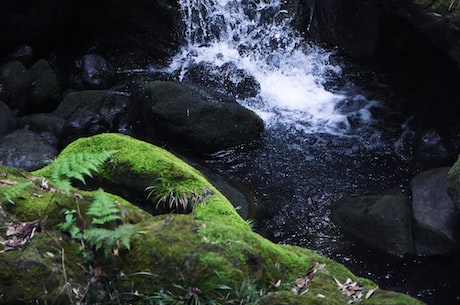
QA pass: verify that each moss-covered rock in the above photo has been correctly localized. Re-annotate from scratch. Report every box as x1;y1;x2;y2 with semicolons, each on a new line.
0;133;424;304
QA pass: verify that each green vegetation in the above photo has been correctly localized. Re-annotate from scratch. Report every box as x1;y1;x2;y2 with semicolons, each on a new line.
50;150;116;193
0;133;426;304
58;188;142;258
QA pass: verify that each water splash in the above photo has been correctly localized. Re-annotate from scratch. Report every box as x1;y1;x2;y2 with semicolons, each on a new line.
167;0;379;134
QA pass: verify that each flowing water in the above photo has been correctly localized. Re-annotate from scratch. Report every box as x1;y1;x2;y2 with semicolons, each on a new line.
156;0;459;304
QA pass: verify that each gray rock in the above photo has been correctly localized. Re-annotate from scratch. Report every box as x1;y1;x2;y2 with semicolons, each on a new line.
54;90;137;146
72;54;116;90
411;167;460;256
331;193;415;257
29;59;60;111
0;101;17;137
448;157;460;212
0;61;32;113
18;113;65;146
143;81;264;153
0;129;57;171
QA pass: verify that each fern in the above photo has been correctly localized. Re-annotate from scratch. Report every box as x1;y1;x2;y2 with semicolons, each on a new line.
83;224;139;257
51;150;116;193
86;188;121;225
0;181;31;204
58;188;141;258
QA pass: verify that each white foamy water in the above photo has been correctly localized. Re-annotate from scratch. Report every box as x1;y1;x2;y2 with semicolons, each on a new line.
167;0;377;134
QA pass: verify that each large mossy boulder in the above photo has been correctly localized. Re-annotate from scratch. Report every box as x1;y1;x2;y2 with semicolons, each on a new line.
143;81;264;153
0;133;424;304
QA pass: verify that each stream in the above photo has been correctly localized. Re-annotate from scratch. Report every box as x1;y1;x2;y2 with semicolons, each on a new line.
149;0;459;304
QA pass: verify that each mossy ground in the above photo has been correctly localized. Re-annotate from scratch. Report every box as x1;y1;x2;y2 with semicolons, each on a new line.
0;133;425;304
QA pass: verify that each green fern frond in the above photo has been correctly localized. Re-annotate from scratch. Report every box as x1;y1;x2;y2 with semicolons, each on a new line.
82;227;111;252
87;188;121;225
0;182;31;204
83;224;139;257
50;150;116;193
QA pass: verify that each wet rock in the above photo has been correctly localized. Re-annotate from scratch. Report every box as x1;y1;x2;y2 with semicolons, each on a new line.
0;101;17;137
447;155;460;211
3;44;36;67
143;81;264;153
0;61;32;114
18;113;66;146
29;59;61;112
54;90;137;146
183;62;260;99
0;82;11;102
331;193;415;257
0;129;57;171
71;54;116;90
411;167;460;256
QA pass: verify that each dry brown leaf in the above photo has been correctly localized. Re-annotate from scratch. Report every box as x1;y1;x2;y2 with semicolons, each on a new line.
0;179;18;185
365;287;378;299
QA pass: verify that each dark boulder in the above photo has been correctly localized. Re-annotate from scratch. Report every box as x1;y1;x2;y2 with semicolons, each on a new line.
71;54;116;90
411;167;460;256
53;90;138;146
18;113;66;146
0;129;57;171
182;62;260;99
0;61;32;114
0;101;17;137
143;81;264;153
331;193;415;257
1;44;36;68
447;155;460;211
29;59;61;111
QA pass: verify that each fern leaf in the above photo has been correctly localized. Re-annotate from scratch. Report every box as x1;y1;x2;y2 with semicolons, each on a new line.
82;227;111;251
87;188;121;225
0;182;31;204
50;150;116;193
83;224;139;257
112;224;138;250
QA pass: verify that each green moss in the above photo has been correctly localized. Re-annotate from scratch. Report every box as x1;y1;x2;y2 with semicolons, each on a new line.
0;134;425;304
0;232;87;303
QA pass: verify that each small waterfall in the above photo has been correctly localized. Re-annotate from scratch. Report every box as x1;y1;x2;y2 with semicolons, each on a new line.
167;0;380;135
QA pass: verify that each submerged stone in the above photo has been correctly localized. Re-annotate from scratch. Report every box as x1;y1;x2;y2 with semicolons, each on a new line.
332;193;415;257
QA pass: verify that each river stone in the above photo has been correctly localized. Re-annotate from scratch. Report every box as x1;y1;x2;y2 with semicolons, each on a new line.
72;54;116;90
0;129;57;171
0;101;17;137
182;62;261;99
18;113;66;146
29;59;60;112
331;193;415;257
0;61;32;114
143;81;264;153
54;90;137;146
411;167;460;256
